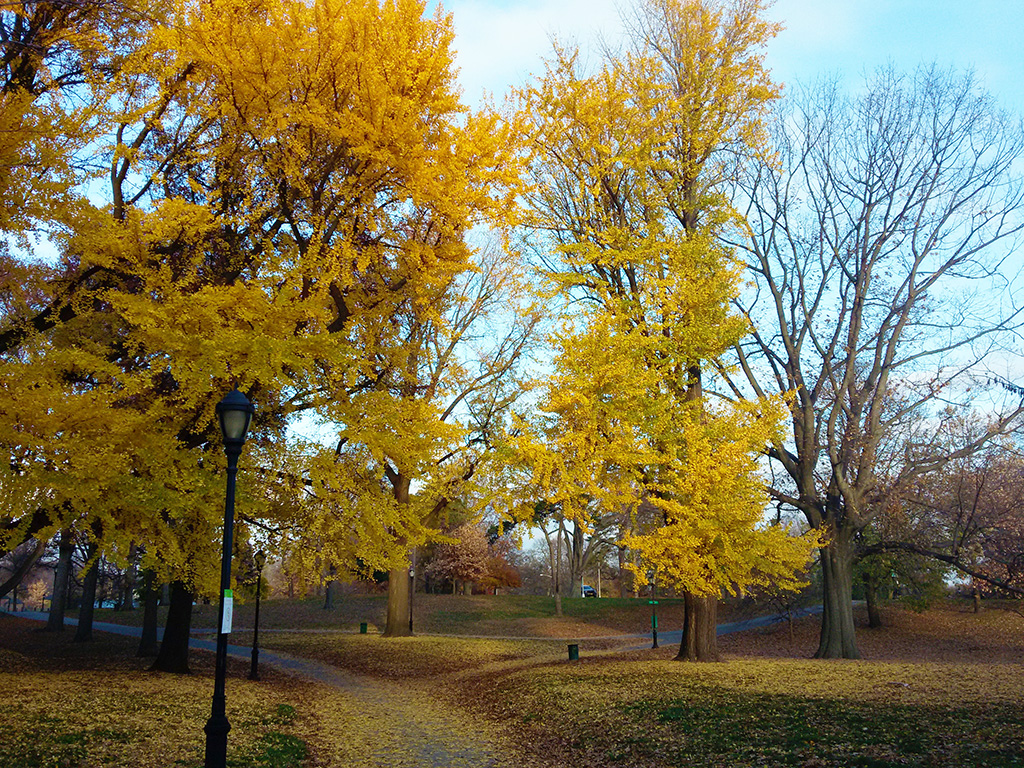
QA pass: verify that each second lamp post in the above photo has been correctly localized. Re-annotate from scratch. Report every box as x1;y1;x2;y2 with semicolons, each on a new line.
249;549;266;681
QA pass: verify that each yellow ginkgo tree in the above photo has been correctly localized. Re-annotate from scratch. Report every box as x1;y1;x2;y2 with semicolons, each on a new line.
0;0;529;656
517;0;818;660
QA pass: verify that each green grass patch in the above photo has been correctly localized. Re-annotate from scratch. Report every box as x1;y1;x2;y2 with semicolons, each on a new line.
623;689;1024;766
91;592;713;637
229;731;308;768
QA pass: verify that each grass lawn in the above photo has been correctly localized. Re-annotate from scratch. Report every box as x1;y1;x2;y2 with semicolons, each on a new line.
5;598;1024;767
91;592;772;641
262;633;566;678
475;654;1024;767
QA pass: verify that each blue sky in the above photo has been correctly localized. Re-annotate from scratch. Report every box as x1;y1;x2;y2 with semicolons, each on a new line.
441;0;1024;113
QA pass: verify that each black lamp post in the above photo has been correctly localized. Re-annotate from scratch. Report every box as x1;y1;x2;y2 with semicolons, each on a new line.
249;549;266;681
408;558;415;635
204;387;255;768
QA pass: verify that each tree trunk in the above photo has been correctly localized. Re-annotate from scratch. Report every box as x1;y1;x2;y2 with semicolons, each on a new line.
118;547;137;611
617;546;628;598
151;581;193;673
864;572;882;628
677;592;718;662
0;539;44;601
554;521;563;617
815;537;860;659
323;577;334;610
45;532;74;632
137;570;160;657
383;564;412;636
383;473;413;637
73;544;99;643
973;584;981;613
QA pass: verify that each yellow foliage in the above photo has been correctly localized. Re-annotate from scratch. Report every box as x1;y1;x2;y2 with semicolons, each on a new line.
0;0;528;597
623;400;821;596
510;0;816;599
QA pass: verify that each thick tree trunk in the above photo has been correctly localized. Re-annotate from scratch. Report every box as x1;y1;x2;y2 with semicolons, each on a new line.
73;545;99;642
553;520;564;617
677;592;718;661
383;564;412;636
864;572;882;628
383;473;413;637
137;571;160;657
151;581;193;673
815;537;860;659
45;532;74;632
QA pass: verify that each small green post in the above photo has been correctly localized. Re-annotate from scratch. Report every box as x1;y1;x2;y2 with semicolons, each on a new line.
567;643;579;661
359;622;368;634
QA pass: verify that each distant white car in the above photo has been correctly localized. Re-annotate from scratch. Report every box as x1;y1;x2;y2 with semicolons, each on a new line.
581;584;597;598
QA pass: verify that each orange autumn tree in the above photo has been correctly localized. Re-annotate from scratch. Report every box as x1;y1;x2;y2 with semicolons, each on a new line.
517;0;817;660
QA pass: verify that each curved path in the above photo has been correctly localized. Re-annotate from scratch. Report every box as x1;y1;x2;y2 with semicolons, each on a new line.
3;605;825;766
5;610;501;767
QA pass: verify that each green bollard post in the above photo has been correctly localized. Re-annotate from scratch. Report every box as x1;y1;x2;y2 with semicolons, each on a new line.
359;622;368;634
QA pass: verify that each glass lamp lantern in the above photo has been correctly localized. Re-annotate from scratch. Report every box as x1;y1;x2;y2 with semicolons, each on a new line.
216;388;255;445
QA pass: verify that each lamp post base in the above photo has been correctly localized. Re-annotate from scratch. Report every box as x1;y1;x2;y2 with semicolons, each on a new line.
204;711;230;768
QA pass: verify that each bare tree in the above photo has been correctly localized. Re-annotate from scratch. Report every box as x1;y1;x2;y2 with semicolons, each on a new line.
727;66;1024;658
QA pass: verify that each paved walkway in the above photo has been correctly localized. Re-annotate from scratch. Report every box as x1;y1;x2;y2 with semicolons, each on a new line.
621;604;824;651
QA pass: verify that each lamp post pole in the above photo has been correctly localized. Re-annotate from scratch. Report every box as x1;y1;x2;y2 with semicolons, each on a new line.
249;550;265;681
408;548;416;635
204;388;254;768
649;599;659;649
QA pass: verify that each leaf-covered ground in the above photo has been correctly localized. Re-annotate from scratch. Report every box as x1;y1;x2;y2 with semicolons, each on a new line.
4;600;1024;767
263;633;564;678
0;615;420;767
459;604;1024;768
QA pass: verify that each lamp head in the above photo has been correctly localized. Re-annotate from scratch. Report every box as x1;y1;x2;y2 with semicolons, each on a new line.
217;387;255;445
